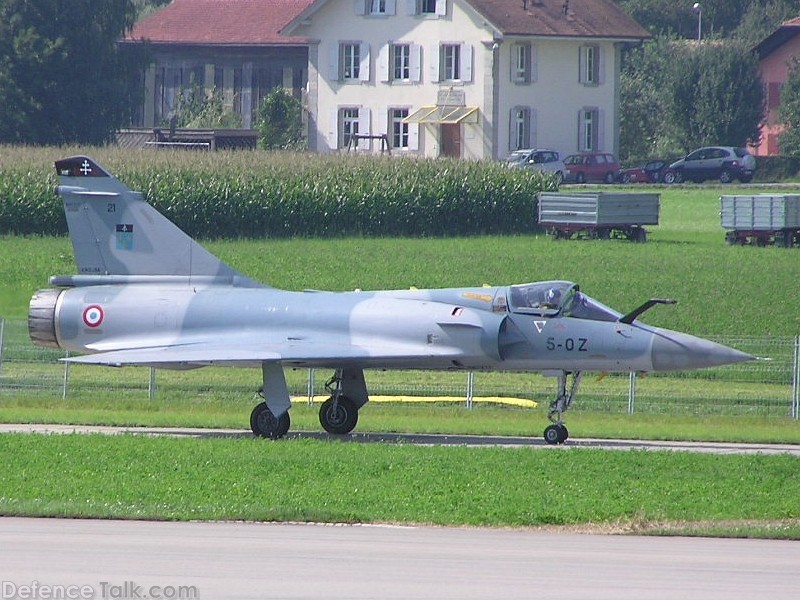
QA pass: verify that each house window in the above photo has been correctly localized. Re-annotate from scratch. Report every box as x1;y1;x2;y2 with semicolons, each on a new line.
580;45;600;85
340;107;360;149
390;108;409;149
370;0;386;13
512;43;531;84
442;44;461;81
393;44;410;81
511;107;531;150
342;43;361;80
579;108;599;152
420;0;436;12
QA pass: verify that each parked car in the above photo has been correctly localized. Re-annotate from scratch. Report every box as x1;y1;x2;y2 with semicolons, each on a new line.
665;146;756;184
505;148;565;184
563;153;620;184
619;159;671;184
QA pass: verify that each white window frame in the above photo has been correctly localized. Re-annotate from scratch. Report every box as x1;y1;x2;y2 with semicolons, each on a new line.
579;44;601;86
334;42;370;82
340;107;360;149
511;43;535;84
579;108;599;152
390;108;410;149
433;43;471;83
393;43;410;81
407;0;445;16
510;106;533;151
357;0;396;15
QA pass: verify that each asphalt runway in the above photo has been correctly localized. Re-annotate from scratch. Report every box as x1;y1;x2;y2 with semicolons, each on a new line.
2;517;798;600
1;423;799;455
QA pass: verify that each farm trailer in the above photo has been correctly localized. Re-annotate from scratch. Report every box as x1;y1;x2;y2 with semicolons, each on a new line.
537;192;660;242
721;194;800;247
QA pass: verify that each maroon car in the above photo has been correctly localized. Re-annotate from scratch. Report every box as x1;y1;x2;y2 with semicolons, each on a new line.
563;153;620;184
619;159;670;183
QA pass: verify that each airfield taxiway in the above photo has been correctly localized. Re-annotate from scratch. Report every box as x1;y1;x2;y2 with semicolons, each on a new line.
1;422;799;455
2;517;799;599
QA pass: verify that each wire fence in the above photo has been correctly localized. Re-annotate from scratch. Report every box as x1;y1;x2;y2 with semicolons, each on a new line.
1;318;798;418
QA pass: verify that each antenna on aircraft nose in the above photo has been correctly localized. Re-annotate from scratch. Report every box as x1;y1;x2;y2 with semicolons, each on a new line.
619;298;677;325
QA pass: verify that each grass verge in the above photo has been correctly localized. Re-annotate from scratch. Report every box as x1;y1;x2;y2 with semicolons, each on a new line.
0;433;797;538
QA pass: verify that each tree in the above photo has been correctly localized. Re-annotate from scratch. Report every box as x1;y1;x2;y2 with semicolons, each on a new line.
256;88;305;150
778;59;800;155
619;37;677;161
666;41;764;148
0;0;146;144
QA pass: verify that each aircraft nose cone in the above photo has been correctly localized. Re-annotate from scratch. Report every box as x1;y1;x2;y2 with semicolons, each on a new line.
650;329;755;371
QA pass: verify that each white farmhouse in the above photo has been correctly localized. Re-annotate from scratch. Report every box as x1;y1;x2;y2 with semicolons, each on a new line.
282;0;650;159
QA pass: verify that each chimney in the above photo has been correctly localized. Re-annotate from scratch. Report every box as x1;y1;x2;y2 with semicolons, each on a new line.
562;0;569;15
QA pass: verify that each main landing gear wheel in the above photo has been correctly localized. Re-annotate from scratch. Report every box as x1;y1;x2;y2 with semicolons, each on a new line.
544;423;569;445
250;402;290;439
319;395;358;435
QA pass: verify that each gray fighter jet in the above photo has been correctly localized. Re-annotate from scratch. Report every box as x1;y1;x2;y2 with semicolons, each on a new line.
29;156;754;444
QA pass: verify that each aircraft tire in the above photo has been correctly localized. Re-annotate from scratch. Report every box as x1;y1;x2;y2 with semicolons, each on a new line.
544;424;568;445
319;396;358;435
250;403;290;439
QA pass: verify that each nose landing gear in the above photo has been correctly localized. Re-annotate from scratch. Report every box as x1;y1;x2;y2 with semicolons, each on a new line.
544;371;582;445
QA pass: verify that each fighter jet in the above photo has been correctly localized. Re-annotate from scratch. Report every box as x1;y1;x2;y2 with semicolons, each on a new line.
29;156;754;444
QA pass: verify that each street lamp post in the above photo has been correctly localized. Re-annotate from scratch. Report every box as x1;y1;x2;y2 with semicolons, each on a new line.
693;3;702;41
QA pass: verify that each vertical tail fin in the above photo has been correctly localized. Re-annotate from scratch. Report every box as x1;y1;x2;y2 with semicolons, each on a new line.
54;156;260;285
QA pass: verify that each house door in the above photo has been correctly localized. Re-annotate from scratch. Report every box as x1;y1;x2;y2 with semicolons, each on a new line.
441;124;461;158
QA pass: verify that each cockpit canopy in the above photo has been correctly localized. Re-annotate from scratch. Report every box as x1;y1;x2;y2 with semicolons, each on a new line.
507;281;620;322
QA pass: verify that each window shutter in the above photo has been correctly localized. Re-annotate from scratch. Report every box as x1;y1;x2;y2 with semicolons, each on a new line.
328;109;339;150
530;45;537;83
408;122;419;150
386;0;396;15
597;46;605;85
530;108;537;148
329;44;340;81
354;0;366;15
406;0;417;15
578;46;584;84
430;44;440;82
597;109;604;151
378;44;390;82
410;43;422;82
359;43;370;82
508;108;515;152
435;0;446;16
358;108;371;150
461;44;472;82
377;107;389;136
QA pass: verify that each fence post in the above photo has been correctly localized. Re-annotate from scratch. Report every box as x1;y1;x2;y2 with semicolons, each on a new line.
62;355;70;400
792;336;799;420
0;317;5;380
149;368;157;400
307;368;316;406
628;371;636;415
466;371;475;409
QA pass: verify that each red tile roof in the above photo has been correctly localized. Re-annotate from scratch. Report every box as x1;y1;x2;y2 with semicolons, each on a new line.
123;0;313;46
465;0;651;40
126;0;649;46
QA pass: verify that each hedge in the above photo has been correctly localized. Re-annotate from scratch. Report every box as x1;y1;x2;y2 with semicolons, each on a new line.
0;149;552;238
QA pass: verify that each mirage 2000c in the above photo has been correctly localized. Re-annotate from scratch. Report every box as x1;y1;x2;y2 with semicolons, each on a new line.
28;157;754;443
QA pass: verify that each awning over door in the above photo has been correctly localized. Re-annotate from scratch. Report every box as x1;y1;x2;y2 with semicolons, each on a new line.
403;105;479;124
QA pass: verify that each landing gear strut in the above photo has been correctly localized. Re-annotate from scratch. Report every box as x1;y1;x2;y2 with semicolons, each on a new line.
544;371;583;445
319;370;359;435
